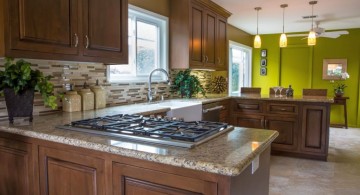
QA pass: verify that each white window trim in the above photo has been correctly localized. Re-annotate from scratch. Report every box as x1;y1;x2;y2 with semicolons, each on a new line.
107;5;169;83
228;40;253;95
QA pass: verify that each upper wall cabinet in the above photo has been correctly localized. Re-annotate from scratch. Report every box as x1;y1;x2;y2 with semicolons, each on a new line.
0;0;128;64
170;0;231;71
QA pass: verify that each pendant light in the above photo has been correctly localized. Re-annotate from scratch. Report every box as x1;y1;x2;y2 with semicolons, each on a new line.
279;4;288;47
254;7;262;48
308;1;317;46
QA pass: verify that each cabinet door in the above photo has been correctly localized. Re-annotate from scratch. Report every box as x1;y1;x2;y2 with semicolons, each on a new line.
301;105;329;155
216;16;227;70
82;0;128;63
234;114;264;129
39;146;105;195
266;116;298;151
113;163;217;195
7;0;78;55
189;3;205;67
203;10;216;67
0;137;36;195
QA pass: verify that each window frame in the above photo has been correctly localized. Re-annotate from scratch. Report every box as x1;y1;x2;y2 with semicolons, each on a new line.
107;5;169;83
228;41;253;95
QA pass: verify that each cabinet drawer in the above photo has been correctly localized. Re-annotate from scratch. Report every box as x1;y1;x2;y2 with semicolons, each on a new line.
267;103;298;115
233;100;263;113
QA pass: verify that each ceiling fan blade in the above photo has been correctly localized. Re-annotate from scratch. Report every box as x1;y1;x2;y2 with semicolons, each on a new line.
287;34;308;37
320;33;340;38
329;30;349;35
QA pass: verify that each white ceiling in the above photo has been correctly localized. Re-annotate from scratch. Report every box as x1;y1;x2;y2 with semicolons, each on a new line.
212;0;360;35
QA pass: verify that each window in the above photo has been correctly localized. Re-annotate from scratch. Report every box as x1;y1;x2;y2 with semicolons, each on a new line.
228;41;252;95
108;5;168;82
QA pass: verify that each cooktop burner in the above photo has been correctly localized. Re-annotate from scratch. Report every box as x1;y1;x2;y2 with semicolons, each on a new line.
56;114;234;148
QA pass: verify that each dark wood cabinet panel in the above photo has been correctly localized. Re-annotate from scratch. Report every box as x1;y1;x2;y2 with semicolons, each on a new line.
216;16;227;68
301;105;329;155
204;10;216;67
82;0;128;62
113;163;217;195
4;0;128;63
190;3;205;67
39;146;106;195
235;114;264;129
266;116;298;151
0;137;36;195
7;0;78;55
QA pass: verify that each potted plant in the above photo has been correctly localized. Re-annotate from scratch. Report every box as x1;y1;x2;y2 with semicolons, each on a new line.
172;69;206;98
331;72;350;97
0;58;58;123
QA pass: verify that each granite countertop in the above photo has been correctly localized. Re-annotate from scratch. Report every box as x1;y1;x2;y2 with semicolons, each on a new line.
230;94;334;103
0;103;278;177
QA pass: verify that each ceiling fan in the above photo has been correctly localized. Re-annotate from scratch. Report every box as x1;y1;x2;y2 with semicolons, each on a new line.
287;22;349;38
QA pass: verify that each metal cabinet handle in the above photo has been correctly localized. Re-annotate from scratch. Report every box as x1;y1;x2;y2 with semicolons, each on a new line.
205;56;209;63
218;57;221;64
74;33;79;47
85;35;89;48
265;120;268;129
202;106;224;113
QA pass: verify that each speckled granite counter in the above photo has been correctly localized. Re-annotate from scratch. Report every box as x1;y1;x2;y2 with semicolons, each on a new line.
230;94;334;103
0;104;278;176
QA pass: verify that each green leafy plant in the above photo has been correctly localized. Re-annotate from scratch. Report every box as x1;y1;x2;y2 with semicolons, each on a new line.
0;58;58;109
172;69;206;98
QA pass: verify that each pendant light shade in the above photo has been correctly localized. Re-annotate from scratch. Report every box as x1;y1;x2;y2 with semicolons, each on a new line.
280;33;287;47
254;7;262;48
279;4;288;47
308;1;317;46
308;30;316;45
254;35;261;48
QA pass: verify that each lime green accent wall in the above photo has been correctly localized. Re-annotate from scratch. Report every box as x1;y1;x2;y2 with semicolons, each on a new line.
252;28;360;127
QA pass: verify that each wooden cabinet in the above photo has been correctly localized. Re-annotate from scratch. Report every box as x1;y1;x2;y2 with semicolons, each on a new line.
171;0;231;70
230;98;329;160
39;146;106;195
113;163;217;195
0;137;37;195
301;104;329;157
2;0;128;64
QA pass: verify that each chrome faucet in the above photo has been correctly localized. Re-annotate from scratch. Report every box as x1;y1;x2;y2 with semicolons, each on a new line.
148;68;170;102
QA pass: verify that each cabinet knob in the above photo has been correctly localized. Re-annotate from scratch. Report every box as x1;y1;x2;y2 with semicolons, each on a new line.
74;33;79;48
85;35;89;49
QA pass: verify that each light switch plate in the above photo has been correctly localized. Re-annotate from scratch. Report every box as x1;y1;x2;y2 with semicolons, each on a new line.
251;155;260;174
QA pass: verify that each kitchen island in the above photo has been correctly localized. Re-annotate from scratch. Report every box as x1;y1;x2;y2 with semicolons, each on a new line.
0;104;278;195
229;94;333;161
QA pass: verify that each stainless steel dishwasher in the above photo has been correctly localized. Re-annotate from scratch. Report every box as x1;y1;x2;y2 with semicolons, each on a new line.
202;102;224;122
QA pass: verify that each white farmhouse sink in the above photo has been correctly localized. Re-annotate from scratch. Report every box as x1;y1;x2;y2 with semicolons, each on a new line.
151;100;202;121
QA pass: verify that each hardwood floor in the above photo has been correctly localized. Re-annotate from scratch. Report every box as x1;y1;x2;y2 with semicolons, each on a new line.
270;127;360;194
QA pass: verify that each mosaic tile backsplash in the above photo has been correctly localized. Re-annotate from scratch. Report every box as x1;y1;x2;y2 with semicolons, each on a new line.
0;58;227;119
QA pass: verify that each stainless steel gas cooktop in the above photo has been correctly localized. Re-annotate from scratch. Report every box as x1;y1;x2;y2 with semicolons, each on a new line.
56;114;234;148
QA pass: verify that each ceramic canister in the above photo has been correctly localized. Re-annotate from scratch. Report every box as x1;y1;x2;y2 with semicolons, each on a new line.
78;88;95;111
90;85;107;109
62;91;81;112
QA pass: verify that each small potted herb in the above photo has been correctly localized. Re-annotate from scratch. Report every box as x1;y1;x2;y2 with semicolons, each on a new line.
172;69;206;98
0;58;58;123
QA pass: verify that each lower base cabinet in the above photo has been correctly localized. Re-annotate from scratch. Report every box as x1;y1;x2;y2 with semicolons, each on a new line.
39;146;106;195
113;163;216;195
0;138;36;195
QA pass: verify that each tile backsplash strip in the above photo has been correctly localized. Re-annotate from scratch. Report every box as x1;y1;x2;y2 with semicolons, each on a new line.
0;58;227;119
